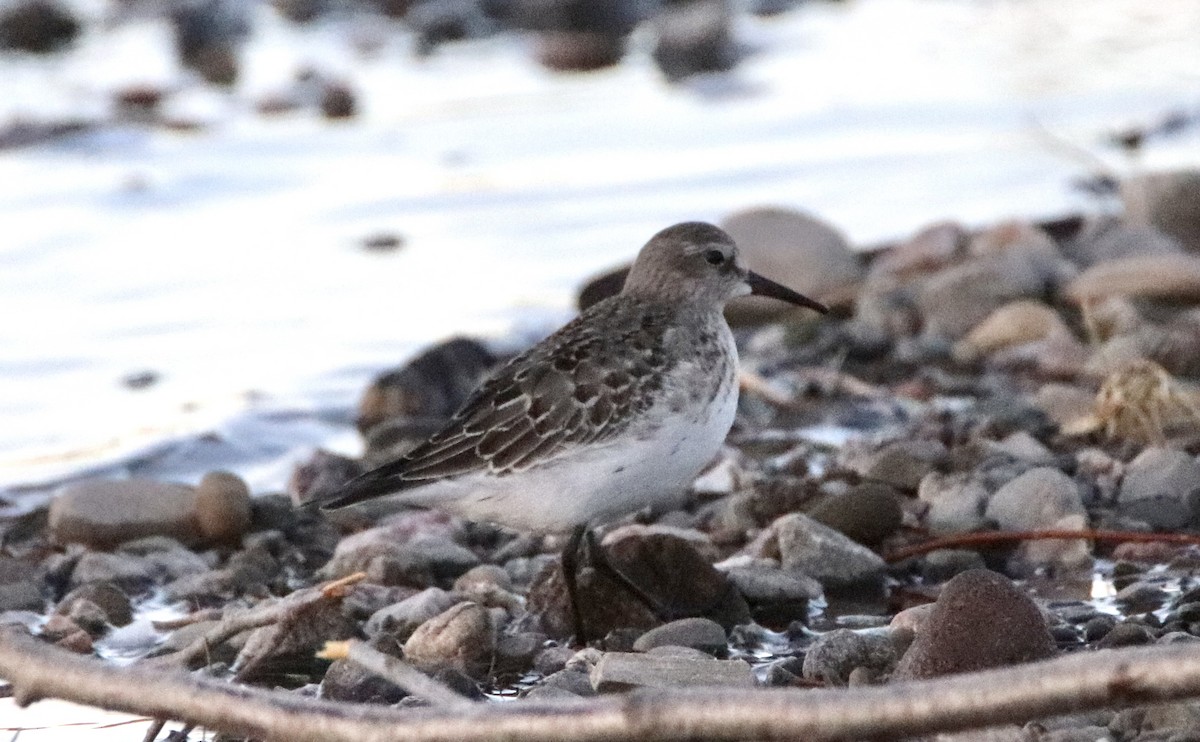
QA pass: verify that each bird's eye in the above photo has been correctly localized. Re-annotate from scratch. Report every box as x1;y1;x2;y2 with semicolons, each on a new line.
704;249;725;266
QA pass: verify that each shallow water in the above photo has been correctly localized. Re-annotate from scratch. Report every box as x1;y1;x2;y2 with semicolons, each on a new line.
3;0;1200;501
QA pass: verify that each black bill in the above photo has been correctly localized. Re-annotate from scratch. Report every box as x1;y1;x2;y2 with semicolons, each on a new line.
746;271;829;313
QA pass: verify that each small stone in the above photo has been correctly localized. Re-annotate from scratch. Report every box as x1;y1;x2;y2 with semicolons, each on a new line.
590;652;753;692
403;601;495;681
0;581;43;612
453;564;513;593
319;81;356;120
1118;447;1200;530
650;0;738;83
772;513;886;593
722;563;820;625
41;614;93;653
69;552;157;592
1096;621;1154;648
892;569;1055;680
805;482;903;547
1061;217;1182;267
720;206;862;323
918;472;989;535
1115;582;1168;613
631;618;726;655
320;636;407;704
320;525;479;585
56;582;132;627
890;603;936;635
533;645;574;675
49;479;204;549
920;549;987;583
984;467;1084;531
0;0;79;53
494;631;547;674
801;628;900;686
1122;169;1200;252
858;439;947;492
1033;384;1097;430
361;232;404;253
1066;253;1200;304
195;471;252;543
535;31;625;72
364;587;458;641
538;667;595;697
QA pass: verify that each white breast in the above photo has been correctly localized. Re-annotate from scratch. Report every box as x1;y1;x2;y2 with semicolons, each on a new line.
403;327;741;533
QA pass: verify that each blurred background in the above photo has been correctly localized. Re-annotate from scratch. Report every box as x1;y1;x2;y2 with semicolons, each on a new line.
2;0;1199;504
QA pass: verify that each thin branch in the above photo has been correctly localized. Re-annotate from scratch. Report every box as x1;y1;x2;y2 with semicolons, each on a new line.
884;528;1200;563
8;626;1200;740
317;641;474;709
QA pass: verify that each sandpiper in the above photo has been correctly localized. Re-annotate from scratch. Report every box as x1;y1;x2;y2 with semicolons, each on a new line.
322;221;827;641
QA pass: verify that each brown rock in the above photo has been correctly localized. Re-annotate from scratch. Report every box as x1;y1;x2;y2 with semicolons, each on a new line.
892;569;1055;680
805;482;903;547
49;479;202;549
1123;170;1200;252
403;601;495;681
720;206;862;323
536;31;625;72
1066;253;1200;304
195;471;252;543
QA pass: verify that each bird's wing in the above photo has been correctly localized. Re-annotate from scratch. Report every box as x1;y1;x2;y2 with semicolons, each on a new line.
320;301;674;510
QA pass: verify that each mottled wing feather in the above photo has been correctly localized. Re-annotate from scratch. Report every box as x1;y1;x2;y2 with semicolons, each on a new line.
320;299;676;509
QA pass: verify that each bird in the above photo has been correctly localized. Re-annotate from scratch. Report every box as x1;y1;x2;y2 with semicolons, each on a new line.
321;221;827;642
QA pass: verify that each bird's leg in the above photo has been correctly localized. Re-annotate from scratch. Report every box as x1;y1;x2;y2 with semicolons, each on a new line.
583;529;672;621
561;525;589;646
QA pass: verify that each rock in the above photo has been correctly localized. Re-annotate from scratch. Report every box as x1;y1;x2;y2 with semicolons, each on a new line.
535;31;625;71
920;549;987;583
0;558;43;612
49;479;207;549
1066;253;1200;304
720;206;862;323
917;224;1068;340
805;482;903;547
170;0;249;87
890;603;936;634
917;472;989;535
590;652;753;692
1117;447;1200;530
631;617;726;655
56;582;132;627
320;636;407;704
984;467;1084;531
1096;621;1154;648
0;0;78;53
986;431;1056;466
364;587;459;641
892;569;1055;680
952;300;1077;362
453;564;513;593
1061;217;1183;267
1115;581;1168;613
723;563;820;627
356;337;497;434
405;0;495;56
319;81;356;120
855;439;947;492
68;552;157;592
650;0;737;83
235;598;359;681
495;631;546;674
801;628;900;685
195;471;252;543
528;531;749;640
1034;384;1097;431
40;614;92;653
1122;170;1200;252
403;601;495;681
289;450;364;507
164;545;278;605
772;513;886;593
320;522;479;585
871;220;967;278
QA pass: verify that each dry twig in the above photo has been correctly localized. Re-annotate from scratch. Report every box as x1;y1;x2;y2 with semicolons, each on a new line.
317;641;473;709
8;625;1200;741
